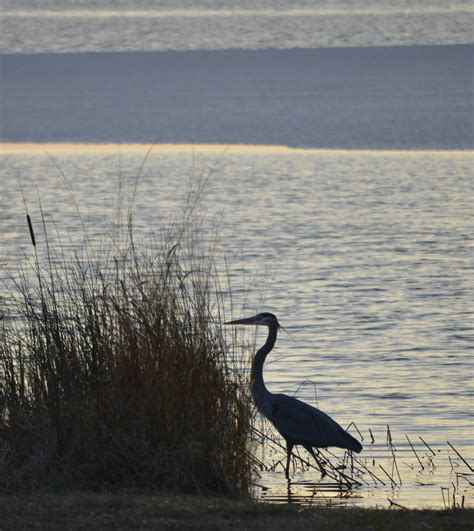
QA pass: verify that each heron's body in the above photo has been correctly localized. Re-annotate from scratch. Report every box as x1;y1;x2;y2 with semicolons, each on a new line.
227;312;362;478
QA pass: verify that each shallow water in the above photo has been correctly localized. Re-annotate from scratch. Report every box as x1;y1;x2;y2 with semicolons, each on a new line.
0;146;472;508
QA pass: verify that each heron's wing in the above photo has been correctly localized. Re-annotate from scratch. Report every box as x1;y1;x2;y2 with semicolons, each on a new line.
269;393;360;451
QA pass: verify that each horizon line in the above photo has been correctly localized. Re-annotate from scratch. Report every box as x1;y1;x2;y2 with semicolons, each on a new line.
2;6;472;18
1;142;473;156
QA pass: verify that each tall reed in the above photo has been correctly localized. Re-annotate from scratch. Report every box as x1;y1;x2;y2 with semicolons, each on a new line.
0;201;254;494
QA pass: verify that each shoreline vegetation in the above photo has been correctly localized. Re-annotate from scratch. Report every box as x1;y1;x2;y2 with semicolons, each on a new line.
1;491;472;530
0;174;255;495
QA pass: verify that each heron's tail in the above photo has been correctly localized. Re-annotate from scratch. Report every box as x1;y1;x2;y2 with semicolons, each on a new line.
343;431;363;453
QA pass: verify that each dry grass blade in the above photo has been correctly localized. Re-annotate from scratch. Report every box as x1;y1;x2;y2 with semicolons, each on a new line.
378;464;396;486
419;436;436;457
447;441;474;473
26;214;36;247
368;428;375;444
388;498;409;510
406;435;424;470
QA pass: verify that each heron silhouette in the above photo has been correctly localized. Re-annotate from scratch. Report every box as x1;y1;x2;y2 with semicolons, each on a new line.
226;312;362;479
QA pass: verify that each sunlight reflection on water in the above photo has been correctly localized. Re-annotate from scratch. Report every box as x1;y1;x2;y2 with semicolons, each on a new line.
0;146;472;508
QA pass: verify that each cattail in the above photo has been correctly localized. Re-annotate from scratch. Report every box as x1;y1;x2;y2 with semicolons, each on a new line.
26;214;36;247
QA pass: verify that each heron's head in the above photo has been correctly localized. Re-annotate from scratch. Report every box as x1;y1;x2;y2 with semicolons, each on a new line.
225;312;280;328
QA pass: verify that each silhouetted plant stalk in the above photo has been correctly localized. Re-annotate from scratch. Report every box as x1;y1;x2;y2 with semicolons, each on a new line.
0;201;254;495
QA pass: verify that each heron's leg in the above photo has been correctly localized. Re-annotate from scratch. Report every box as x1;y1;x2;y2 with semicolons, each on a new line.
285;440;294;480
304;445;327;478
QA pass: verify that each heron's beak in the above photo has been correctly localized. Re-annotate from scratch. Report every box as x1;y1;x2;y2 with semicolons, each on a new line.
225;316;259;326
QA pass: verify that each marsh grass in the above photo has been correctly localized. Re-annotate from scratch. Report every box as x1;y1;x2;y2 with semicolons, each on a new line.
0;180;254;495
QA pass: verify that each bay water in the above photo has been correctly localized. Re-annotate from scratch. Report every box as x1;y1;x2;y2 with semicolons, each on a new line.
1;146;472;507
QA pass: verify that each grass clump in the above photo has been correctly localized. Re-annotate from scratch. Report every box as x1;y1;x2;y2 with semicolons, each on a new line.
0;202;253;495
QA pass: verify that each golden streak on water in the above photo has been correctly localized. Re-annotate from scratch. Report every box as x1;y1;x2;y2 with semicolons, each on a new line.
1;142;472;157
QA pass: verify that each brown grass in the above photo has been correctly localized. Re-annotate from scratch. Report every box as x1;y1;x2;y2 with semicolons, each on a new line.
0;193;254;495
0;492;472;530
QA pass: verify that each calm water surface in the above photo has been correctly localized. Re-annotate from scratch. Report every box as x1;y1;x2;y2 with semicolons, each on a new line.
0;146;472;508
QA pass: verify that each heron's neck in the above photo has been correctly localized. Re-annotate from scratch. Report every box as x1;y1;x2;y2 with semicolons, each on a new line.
251;324;278;403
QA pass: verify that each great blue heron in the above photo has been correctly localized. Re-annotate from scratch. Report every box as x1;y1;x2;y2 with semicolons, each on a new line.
226;312;362;479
